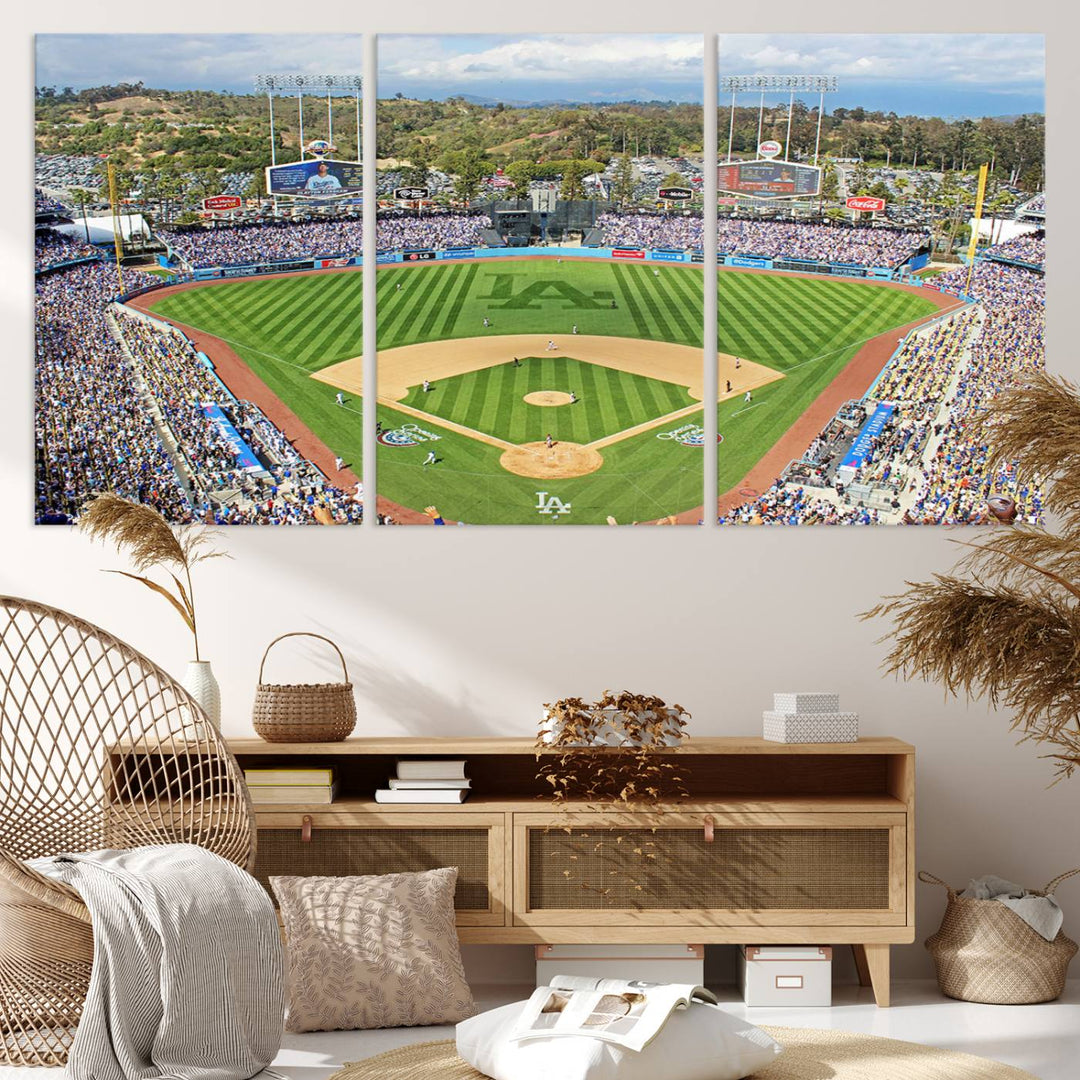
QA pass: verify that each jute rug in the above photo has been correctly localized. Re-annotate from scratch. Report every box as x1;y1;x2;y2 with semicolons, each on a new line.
331;1027;1038;1080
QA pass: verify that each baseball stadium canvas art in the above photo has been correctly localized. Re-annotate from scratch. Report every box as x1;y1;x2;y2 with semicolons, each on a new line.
370;34;707;525
713;34;1046;526
34;34;364;525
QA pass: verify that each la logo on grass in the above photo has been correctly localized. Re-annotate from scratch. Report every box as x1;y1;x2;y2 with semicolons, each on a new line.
536;492;571;515
481;274;613;309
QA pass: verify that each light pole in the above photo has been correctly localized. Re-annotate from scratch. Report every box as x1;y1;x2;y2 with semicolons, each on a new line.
720;75;838;162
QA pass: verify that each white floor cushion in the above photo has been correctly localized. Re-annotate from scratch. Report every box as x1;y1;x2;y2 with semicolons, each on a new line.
456;999;783;1080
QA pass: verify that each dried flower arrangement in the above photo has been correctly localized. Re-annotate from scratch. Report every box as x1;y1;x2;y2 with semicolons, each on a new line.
535;691;690;907
866;372;1080;782
78;494;227;662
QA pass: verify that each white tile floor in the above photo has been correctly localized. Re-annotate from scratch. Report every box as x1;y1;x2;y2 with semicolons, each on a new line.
2;981;1076;1080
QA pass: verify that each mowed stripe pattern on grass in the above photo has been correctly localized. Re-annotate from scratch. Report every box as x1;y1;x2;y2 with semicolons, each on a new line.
154;271;364;372
377;260;704;350
718;271;928;368
401;356;694;445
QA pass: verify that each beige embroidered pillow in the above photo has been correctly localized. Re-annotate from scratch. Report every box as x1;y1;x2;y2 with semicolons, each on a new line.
270;868;477;1032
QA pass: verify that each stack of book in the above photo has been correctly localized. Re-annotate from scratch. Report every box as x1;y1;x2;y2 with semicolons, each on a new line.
375;759;470;803
245;766;337;804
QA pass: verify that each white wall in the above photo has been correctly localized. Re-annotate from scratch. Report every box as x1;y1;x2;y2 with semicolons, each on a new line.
11;3;1077;983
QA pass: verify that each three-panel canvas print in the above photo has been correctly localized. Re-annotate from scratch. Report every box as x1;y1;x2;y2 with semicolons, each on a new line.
34;33;1045;526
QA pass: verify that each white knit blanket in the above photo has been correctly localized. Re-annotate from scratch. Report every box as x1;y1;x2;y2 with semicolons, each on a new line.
30;844;284;1080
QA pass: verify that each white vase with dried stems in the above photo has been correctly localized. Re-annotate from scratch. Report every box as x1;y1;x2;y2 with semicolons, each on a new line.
79;494;229;729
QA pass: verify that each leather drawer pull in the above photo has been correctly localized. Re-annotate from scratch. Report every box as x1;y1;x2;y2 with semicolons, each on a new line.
301;815;312;842
703;816;715;843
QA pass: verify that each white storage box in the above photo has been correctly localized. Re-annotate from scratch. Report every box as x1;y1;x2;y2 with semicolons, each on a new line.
536;944;704;987
738;946;832;1007
772;692;840;715
762;711;859;743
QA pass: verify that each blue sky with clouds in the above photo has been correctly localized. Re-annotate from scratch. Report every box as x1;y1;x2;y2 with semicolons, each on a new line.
719;34;1045;118
377;35;704;103
35;34;364;95
35;33;1044;117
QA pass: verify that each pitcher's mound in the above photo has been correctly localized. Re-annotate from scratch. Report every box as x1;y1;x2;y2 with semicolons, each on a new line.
500;442;603;479
524;390;573;407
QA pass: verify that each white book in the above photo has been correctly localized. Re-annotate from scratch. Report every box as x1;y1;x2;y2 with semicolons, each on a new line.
395;759;467;780
388;778;471;790
375;788;468;804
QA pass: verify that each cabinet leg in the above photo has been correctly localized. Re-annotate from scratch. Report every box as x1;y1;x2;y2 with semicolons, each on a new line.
851;944;872;988
858;944;890;1007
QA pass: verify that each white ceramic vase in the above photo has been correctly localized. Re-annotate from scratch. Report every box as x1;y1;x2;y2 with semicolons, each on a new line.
182;660;221;730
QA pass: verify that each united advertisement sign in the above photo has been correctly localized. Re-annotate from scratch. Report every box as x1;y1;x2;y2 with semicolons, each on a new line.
266;158;362;199
717;160;821;200
846;195;887;212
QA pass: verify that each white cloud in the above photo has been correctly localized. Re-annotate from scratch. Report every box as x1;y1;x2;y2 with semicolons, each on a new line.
719;33;1044;88
379;34;703;88
36;34;364;91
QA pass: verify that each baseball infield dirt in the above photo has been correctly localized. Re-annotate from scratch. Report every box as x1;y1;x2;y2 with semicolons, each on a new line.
524;390;574;406
500;441;605;479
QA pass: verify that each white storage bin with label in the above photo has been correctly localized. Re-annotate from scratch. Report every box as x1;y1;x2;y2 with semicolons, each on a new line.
738;946;832;1006
536;944;704;987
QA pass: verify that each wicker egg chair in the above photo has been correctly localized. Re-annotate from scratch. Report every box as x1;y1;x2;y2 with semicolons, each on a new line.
0;596;256;1067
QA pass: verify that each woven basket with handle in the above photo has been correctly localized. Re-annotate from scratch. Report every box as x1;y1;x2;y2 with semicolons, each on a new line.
252;633;357;743
920;868;1079;1004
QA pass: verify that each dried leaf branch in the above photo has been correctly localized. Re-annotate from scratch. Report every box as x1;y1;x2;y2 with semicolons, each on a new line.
535;691;690;906
78;493;228;661
865;372;1080;782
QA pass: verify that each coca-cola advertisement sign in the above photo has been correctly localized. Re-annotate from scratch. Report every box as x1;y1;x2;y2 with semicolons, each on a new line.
846;196;886;212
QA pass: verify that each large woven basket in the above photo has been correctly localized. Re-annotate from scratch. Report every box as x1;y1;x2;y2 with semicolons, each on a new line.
921;869;1079;1004
252;632;357;743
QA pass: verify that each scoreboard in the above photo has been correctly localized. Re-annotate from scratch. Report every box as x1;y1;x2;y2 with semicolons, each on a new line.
265;159;362;199
717;160;821;200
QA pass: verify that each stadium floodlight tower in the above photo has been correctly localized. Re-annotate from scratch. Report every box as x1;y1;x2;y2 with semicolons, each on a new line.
720;75;838;165
254;74;363;166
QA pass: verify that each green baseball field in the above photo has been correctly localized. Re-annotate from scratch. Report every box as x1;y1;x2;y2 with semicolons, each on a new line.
146;259;940;525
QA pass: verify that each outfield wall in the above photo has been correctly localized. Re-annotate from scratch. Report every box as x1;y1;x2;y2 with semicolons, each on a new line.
152;242;925;285
131;242;934;306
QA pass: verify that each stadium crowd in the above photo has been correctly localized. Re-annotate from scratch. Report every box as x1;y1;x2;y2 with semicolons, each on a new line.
720;484;882;525
35;229;98;271
35;188;68;215
35;259;361;525
596;212;703;250
900;260;1044;524
984;233;1045;267
35;263;193;524
377;213;492;251
162;218;363;268
716;219;927;268
719;256;1045;526
595;213;927;268
114;312;362;525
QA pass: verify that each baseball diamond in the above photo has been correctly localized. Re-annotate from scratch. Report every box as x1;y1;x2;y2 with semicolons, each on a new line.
135;259;954;526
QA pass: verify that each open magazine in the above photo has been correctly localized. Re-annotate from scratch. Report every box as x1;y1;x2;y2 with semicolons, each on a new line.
508;974;718;1053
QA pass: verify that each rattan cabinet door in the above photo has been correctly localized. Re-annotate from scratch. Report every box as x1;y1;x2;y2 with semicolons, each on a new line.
253;811;506;925
513;812;906;927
